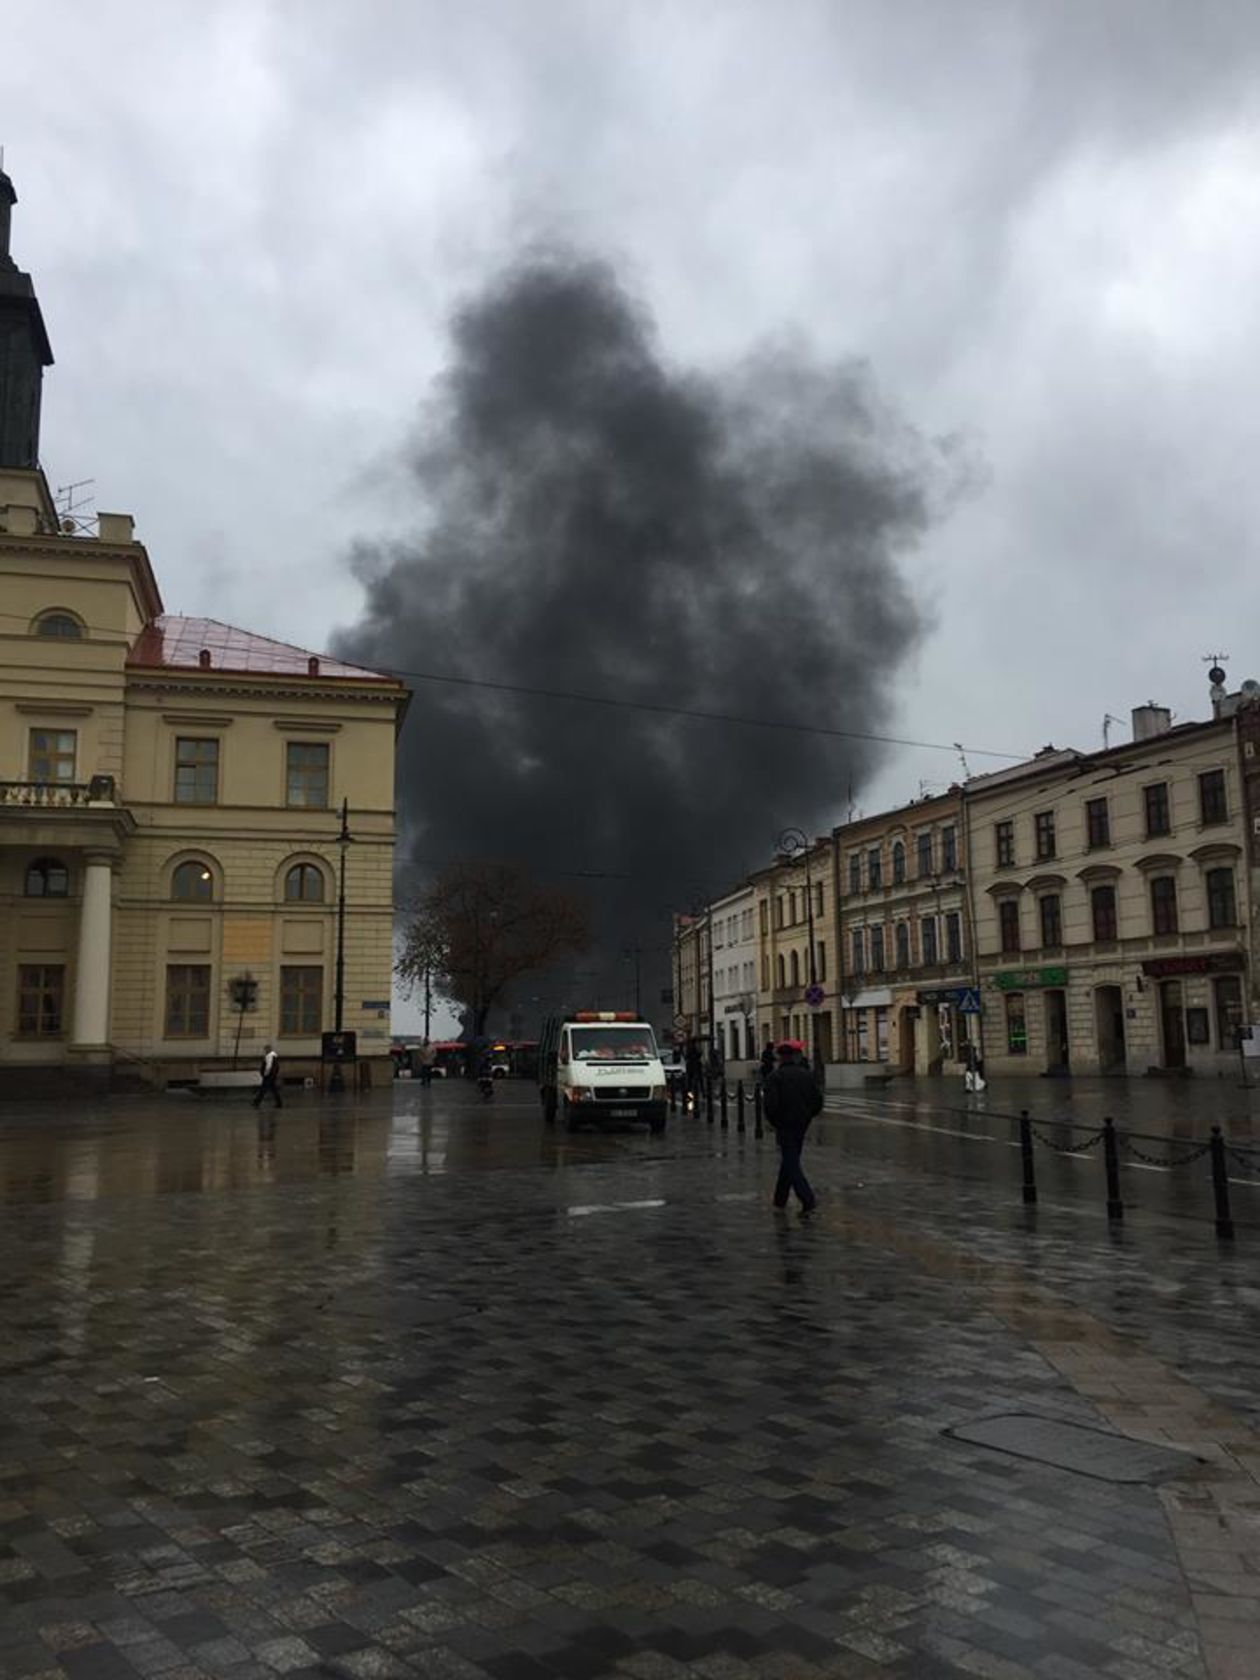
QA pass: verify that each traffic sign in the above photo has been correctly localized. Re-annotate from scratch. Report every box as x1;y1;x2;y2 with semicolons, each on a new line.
957;987;982;1015
673;1029;687;1046
805;983;825;1009
673;1012;689;1030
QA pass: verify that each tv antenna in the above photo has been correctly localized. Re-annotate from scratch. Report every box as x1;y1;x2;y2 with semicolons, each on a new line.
1204;652;1230;688
1102;713;1125;749
54;478;97;537
954;742;971;780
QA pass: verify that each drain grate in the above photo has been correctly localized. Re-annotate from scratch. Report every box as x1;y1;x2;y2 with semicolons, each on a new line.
945;1412;1200;1484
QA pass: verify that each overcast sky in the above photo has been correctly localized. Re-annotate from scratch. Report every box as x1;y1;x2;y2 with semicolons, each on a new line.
7;0;1260;829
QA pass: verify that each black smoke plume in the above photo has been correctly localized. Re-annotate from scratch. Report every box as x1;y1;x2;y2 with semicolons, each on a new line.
336;252;954;1024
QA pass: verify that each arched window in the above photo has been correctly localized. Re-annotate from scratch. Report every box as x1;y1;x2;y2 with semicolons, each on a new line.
33;611;84;638
790;950;800;988
776;954;786;988
284;863;325;903
25;857;69;897
171;860;214;901
895;923;910;969
892;841;906;885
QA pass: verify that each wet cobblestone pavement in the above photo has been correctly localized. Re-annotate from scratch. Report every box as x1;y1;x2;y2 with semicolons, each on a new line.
1;1084;1258;1679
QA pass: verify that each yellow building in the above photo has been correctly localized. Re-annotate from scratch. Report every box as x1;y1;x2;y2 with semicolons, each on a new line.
0;167;408;1091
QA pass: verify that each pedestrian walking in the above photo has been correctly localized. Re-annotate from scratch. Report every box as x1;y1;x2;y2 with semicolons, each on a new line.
760;1042;776;1085
253;1044;282;1109
415;1039;436;1087
763;1039;821;1213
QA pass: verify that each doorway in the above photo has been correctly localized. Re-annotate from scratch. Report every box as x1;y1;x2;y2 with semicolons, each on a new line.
1094;985;1126;1072
1044;989;1070;1073
1160;981;1187;1069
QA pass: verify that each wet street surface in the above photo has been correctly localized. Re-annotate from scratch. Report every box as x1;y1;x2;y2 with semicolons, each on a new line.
1;1083;1259;1679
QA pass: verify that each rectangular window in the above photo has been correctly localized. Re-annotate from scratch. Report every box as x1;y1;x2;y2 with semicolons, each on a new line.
921;917;938;966
1039;894;1062;948
759;901;768;936
995;820;1014;868
941;827;957;872
1144;782;1170;838
774;896;783;930
16;964;64;1037
870;926;885;971
849;854;861;895
1005;993;1027;1055
1085;797;1110;849
1151;875;1178;936
286;742;330;808
815;882;824;919
174;737;219;805
856;1011;870;1061
945;911;962;963
868;848;882;890
760;955;769;991
1091;884;1117;942
28;728;76;784
999;899;1021;954
164;965;211;1038
917;832;933;877
816;941;827;983
1199;768;1228;826
875;1007;889;1063
280;965;324;1036
851;929;864;974
1207;867;1237;929
1034;810;1056;861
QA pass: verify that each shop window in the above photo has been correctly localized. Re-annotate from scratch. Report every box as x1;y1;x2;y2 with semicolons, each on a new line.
25;857;68;897
856;1012;870;1061
999;899;1021;954
892;841;905;884
875;1007;889;1062
174;737;219;805
1034;810;1056;861
1150;875;1178;936
280;966;324;1036
994;821;1014;867
17;964;64;1037
1144;781;1170;838
945;912;962;962
1091;884;1117;942
1199;769;1228;826
1039;894;1062;948
1215;976;1243;1050
921;917;938;965
171;861;214;901
941;827;957;871
1085;797;1110;849
165;965;211;1037
29;728;76;784
1005;992;1027;1055
1206;868;1237;930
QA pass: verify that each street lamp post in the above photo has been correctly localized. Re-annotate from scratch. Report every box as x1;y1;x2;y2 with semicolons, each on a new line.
329;798;352;1094
777;827;821;1075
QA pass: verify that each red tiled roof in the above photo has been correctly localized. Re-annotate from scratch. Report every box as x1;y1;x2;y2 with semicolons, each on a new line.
126;616;399;684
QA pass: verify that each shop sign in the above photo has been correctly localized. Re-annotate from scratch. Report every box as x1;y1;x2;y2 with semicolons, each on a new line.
992;967;1067;991
1141;952;1244;978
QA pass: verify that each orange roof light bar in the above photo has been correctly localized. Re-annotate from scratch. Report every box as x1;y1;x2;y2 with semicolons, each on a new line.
572;1011;640;1022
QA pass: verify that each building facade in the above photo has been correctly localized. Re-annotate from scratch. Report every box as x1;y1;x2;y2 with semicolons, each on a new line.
0;168;408;1090
751;837;837;1063
710;884;758;1063
967;708;1251;1077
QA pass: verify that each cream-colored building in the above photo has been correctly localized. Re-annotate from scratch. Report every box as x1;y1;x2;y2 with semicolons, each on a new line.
751;836;837;1063
0;167;408;1090
966;706;1251;1077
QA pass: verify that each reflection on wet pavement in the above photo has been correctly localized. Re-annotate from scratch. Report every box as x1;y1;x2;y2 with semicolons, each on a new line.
0;1080;1256;1677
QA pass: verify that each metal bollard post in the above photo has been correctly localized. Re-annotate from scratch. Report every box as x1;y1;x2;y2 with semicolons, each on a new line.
669;1079;677;1113
706;1077;714;1125
1211;1126;1235;1241
720;1079;729;1130
1103;1117;1124;1222
1019;1109;1037;1206
754;1082;764;1138
737;1080;746;1133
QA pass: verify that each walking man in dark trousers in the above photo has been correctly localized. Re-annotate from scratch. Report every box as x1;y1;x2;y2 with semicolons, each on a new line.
763;1040;821;1213
253;1044;282;1109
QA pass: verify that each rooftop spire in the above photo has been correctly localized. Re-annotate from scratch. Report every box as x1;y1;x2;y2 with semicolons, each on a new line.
0;161;54;470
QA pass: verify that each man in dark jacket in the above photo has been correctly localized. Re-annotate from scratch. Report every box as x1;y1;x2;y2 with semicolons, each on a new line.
762;1040;822;1212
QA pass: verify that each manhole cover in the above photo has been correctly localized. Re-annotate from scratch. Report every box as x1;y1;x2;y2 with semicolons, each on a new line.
945;1412;1199;1484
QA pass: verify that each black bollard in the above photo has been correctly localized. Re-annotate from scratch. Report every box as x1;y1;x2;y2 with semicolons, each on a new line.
1211;1126;1235;1241
754;1082;764;1139
720;1079;729;1130
1103;1117;1124;1222
669;1078;677;1113
1019;1109;1037;1206
737;1080;746;1133
706;1077;714;1125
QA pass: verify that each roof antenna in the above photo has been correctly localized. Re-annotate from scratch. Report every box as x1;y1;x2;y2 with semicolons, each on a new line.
1102;713;1124;749
954;742;971;780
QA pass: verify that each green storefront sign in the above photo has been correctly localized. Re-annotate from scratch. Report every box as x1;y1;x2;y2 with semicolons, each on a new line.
992;967;1067;992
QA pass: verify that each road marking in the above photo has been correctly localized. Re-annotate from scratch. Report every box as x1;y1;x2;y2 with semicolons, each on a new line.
566;1198;666;1217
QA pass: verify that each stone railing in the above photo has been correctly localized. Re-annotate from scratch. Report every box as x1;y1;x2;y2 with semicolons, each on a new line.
0;776;117;808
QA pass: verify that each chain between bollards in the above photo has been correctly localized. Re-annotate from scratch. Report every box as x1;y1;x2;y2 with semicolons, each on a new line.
1019;1109;1037;1206
1210;1125;1235;1240
754;1081;764;1138
720;1078;729;1130
1103;1117;1124;1222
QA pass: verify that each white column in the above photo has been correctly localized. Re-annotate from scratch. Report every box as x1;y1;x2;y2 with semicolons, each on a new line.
72;854;114;1048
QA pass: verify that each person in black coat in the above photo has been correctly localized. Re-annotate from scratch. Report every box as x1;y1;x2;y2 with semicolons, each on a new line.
762;1040;821;1212
759;1042;776;1084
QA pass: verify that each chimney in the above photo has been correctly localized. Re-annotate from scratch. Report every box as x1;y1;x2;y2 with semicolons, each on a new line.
198;649;211;669
1132;704;1171;742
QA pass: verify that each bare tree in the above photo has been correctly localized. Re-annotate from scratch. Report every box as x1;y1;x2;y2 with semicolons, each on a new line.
397;862;590;1042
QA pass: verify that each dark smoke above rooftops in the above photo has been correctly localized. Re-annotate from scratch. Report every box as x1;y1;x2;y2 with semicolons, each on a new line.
335;250;966;1019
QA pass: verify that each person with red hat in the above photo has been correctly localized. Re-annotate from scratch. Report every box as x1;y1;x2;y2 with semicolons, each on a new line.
762;1039;822;1213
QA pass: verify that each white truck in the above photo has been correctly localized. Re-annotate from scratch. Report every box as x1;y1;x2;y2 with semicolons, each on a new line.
538;1012;668;1134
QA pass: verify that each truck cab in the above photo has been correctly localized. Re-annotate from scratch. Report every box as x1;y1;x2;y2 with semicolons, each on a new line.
538;1012;668;1134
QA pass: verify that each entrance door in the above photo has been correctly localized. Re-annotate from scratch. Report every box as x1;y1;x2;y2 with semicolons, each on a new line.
816;1012;834;1064
1094;985;1126;1072
1160;981;1187;1069
1044;989;1070;1073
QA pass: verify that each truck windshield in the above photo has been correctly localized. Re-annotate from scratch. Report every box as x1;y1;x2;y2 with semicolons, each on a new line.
570;1026;657;1062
